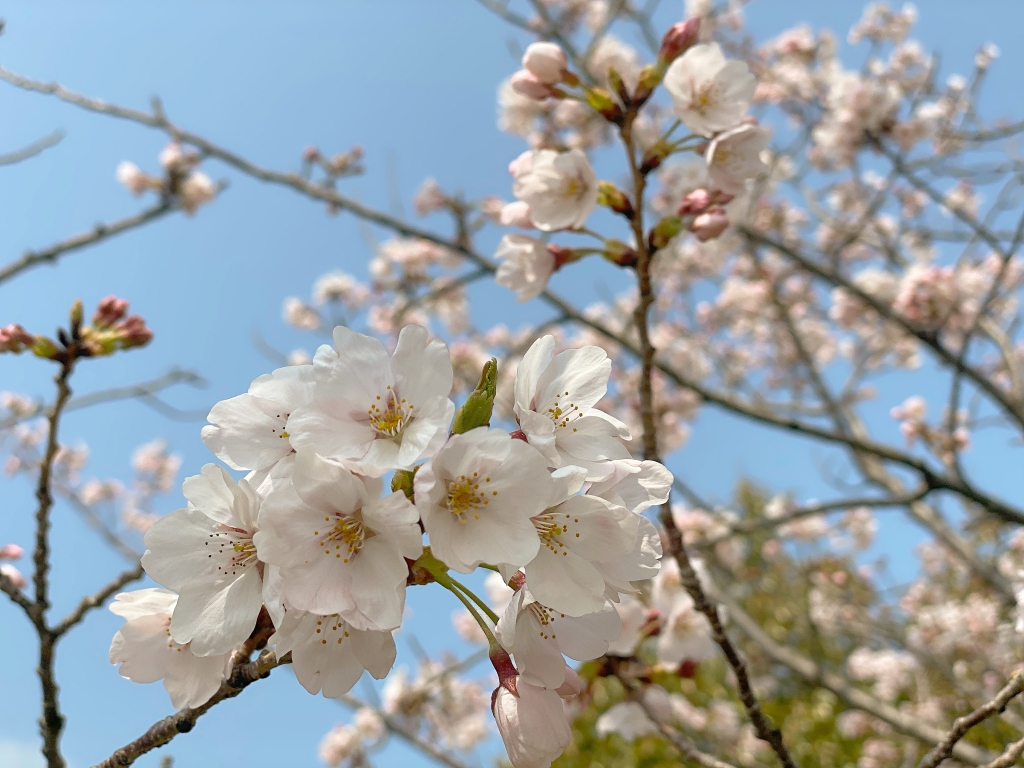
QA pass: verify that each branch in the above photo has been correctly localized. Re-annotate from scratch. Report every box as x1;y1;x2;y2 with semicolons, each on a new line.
0;368;205;432
55;486;144;564
51;564;144;639
34;358;76;768
0;569;34;614
0;200;173;286
338;694;478;768
917;672;1024;768
711;586;993;765
979;735;1024;768
91;649;288;768
0;129;63;166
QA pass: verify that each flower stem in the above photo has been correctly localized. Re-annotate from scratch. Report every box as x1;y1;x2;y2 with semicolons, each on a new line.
448;577;500;624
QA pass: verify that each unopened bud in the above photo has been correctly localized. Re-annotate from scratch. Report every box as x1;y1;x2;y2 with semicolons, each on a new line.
602;239;638;268
522;41;567;85
648;214;684;251
633;64;661;104
658;18;701;66
92;296;130;328
0;563;26;590
640;141;672;175
597;181;634;218
690;208;729;241
31;336;60;360
585;87;624;125
391;469;416;498
302;146;320;162
452;358;498;434
511;70;558;101
0;544;24;561
70;299;84;329
678;188;712;216
0;324;36;354
606;67;629;104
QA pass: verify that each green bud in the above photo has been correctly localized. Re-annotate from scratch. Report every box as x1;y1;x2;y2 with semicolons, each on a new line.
648;215;684;252
597;181;634;218
69;299;84;328
391;468;417;499
584;87;624;125
30;336;60;360
602;239;639;268
633;64;661;104
451;358;498;434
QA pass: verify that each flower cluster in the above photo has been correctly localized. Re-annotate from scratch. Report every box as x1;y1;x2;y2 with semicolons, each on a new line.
108;325;670;768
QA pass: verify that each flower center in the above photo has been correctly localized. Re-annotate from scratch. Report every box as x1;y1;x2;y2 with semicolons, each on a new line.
532;509;581;556
316;514;365;562
205;525;258;576
528;601;567;641
313;614;352;646
368;385;414;438
268;411;291;440
446;473;494;523
544;390;581;430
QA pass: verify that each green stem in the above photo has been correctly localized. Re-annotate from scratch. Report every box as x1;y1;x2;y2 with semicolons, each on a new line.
449;577;500;624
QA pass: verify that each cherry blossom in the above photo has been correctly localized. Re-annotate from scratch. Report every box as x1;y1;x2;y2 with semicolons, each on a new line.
141;464;264;656
287;324;454;477
705;122;770;194
254;450;421;631
270;608;396;699
514;335;631;480
415;427;554;573
663;42;756;136
108;588;233;709
201;364;313;474
510;149;598;231
495;234;556;302
496;587;620;688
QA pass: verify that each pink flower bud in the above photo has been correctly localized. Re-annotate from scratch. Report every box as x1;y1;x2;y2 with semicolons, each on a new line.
93;296;131;328
658;18;701;64
510;70;555;100
302;146;320;162
0;324;35;354
0;544;24;561
522;41;567;85
499;201;535;229
678;188;712;215
118;315;154;349
0;563;26;590
690;208;730;241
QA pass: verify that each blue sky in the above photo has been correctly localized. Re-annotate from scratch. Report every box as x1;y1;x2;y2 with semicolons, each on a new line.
0;1;1022;767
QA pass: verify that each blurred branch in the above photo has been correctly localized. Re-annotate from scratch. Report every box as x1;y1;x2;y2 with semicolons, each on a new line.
979;735;1024;768
55;485;143;564
91;649;289;768
0;368;206;432
0;129;63;166
0;200;174;286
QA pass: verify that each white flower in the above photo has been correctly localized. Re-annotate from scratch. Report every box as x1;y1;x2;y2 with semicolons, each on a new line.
514;335;631;480
108;588;233;709
495;234;555;302
254;450;421;631
705;123;770;194
511;149;598;231
178;171;217;214
595;701;658;740
652;558;717;666
492;680;572;768
287;324;455;477
414;427;554;573
663;42;756;137
522;42;567;85
587;459;673;514
141;465;264;656
497;588;620;688
523;466;639;616
271;608;396;699
116;161;152;196
202;364;314;473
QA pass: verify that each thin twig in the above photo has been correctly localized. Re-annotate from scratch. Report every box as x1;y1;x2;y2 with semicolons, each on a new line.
0;129;64;166
0;200;173;286
91;650;289;768
51;564;144;638
978;734;1024;768
917;672;1024;768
